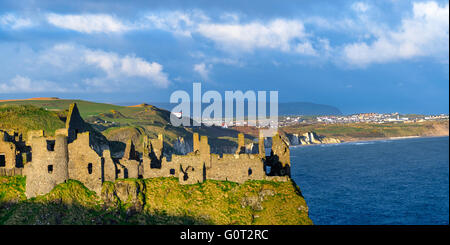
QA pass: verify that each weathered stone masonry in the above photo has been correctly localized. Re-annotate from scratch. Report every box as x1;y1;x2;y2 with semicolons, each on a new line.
0;103;292;198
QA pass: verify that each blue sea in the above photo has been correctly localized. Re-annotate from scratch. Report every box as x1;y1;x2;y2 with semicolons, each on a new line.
291;136;449;225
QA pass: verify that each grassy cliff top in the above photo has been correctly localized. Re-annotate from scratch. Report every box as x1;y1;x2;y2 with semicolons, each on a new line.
0;105;65;136
0;176;312;225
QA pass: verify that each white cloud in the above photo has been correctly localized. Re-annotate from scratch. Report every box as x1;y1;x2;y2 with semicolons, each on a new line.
295;42;317;56
144;11;318;55
197;19;309;53
46;13;131;33
45;11;315;55
343;1;449;66
0;75;67;93
0;43;170;93
352;2;370;13
145;10;209;37
0;13;33;29
193;63;212;80
84;49;170;87
3;4;448;72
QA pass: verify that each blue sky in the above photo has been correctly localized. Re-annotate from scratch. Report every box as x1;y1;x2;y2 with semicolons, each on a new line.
0;0;448;114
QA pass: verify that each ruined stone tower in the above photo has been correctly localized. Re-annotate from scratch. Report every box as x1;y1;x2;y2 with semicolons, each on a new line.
102;150;116;182
258;131;266;158
24;132;69;198
193;132;200;153
68;132;103;194
235;133;245;154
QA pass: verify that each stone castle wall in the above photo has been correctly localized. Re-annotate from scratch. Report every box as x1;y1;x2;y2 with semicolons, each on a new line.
1;103;292;198
0;131;17;170
68;132;104;194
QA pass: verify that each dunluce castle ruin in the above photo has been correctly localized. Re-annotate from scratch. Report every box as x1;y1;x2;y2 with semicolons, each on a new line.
0;103;291;198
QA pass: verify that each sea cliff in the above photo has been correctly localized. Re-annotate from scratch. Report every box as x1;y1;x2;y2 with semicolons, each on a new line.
0;176;312;225
286;132;341;146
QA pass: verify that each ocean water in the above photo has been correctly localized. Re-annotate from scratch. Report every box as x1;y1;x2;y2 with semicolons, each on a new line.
291;136;449;225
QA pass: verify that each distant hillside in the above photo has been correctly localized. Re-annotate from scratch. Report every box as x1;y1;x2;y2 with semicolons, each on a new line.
121;101;343;116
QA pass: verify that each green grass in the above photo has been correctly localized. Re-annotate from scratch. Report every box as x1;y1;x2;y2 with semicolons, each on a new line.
0;105;65;136
0;176;312;225
0;99;133;118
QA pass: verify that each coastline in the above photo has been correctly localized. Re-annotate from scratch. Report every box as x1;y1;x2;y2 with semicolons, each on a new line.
341;134;448;143
290;134;449;147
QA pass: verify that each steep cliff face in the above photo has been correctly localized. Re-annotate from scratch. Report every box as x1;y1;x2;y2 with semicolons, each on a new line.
172;137;193;155
287;132;341;146
0;176;312;225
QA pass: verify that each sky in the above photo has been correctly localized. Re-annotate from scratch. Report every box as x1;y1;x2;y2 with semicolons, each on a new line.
0;0;448;114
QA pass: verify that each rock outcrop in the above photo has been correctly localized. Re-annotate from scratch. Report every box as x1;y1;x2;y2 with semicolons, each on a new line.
173;136;193;155
287;132;341;146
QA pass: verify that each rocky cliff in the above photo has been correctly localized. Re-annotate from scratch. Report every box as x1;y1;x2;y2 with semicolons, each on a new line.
173;136;193;155
0;176;312;225
287;132;341;146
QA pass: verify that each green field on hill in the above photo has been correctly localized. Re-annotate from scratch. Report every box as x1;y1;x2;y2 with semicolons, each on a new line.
0;99;133;118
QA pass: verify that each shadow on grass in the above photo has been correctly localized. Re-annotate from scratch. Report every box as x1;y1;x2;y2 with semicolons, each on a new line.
0;201;210;225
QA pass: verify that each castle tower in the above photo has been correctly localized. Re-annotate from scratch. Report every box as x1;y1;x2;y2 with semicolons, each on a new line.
200;135;211;168
235;133;245;154
24;132;69;198
193;132;200;153
102;150;116;182
258;131;266;158
143;135;150;156
68;132;103;194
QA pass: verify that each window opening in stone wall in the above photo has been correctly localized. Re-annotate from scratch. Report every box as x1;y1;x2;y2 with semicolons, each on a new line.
47;140;55;151
48;165;53;174
0;154;5;167
88;163;93;174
